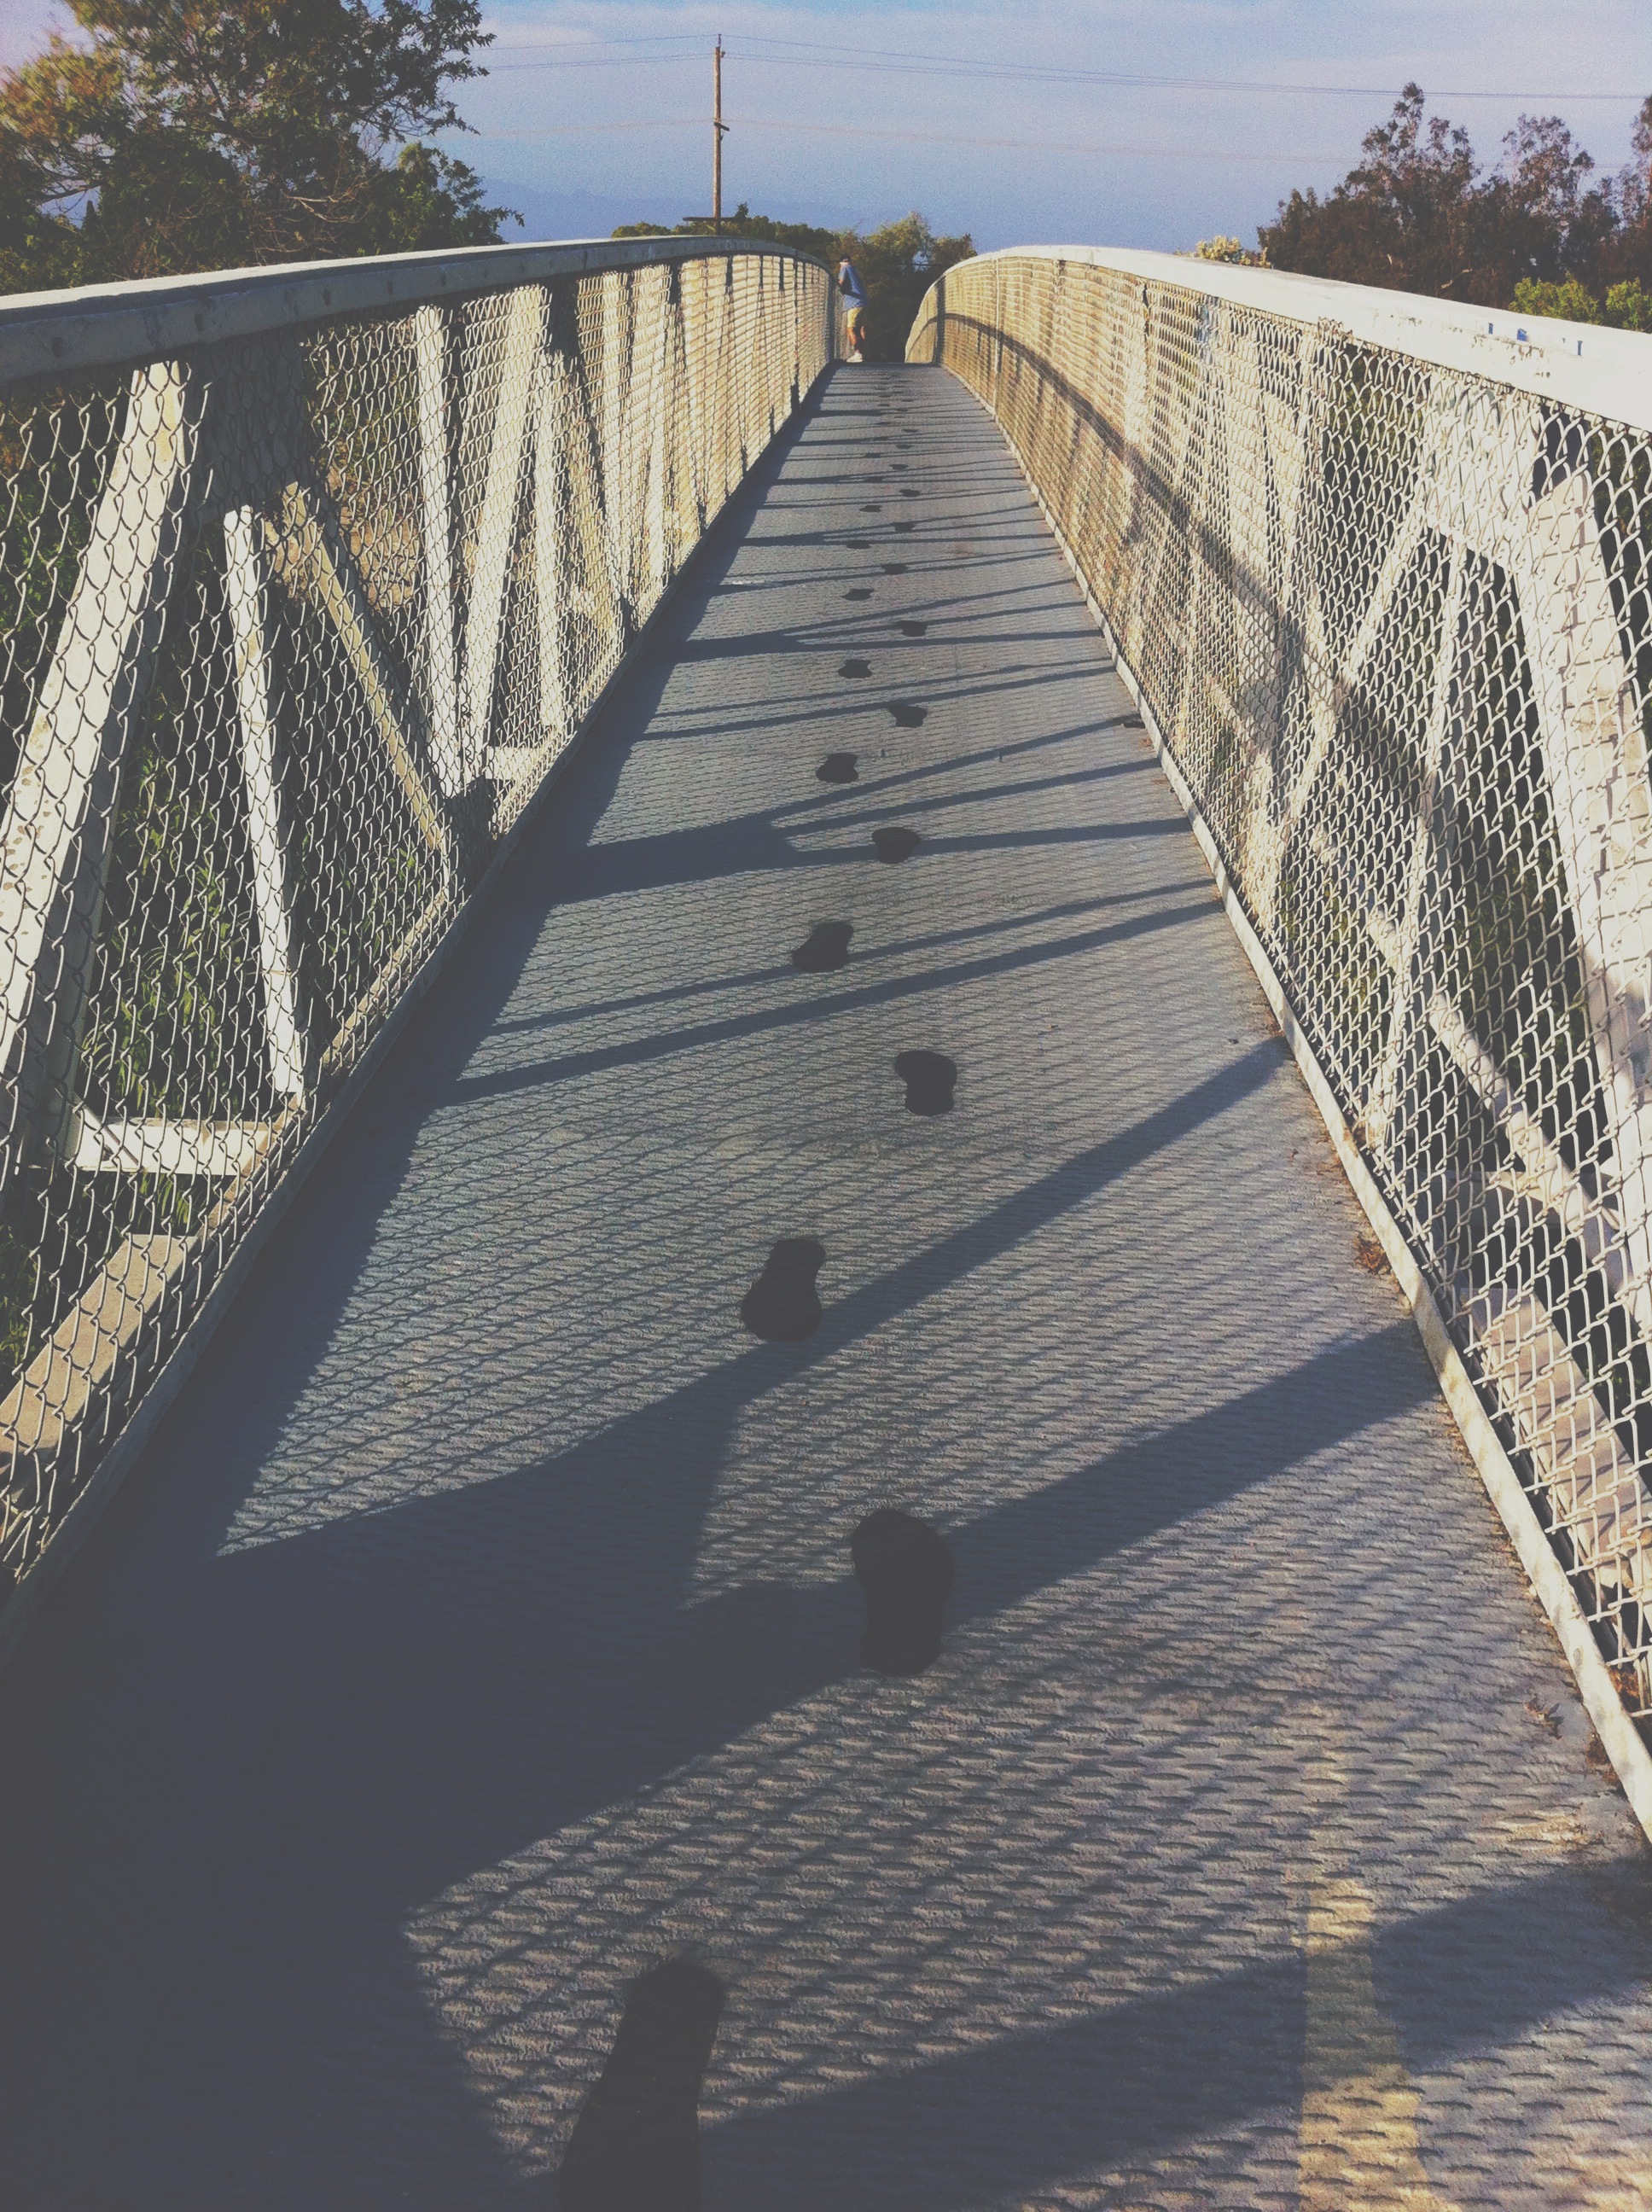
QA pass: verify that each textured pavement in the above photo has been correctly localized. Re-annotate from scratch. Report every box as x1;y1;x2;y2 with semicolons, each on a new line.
1;363;1649;2209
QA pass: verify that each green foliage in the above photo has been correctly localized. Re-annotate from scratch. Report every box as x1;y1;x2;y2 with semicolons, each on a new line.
614;203;841;261
359;142;511;254
612;205;974;362
849;213;974;362
82;128;258;281
1512;275;1652;331
0;138;82;294
1605;280;1652;329
1511;276;1608;324
0;0;517;288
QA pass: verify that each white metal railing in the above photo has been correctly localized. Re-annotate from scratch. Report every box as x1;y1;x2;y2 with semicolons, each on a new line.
0;236;833;1639
912;247;1652;1773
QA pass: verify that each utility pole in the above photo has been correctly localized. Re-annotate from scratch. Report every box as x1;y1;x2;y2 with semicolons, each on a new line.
713;35;727;231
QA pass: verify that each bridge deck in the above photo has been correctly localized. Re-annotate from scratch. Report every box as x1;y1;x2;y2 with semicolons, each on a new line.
1;364;1648;2207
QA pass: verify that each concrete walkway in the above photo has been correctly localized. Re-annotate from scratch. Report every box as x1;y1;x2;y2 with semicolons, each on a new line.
0;364;1648;2209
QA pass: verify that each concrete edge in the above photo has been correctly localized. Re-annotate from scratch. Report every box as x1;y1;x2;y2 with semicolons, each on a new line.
0;358;836;1679
950;365;1652;1848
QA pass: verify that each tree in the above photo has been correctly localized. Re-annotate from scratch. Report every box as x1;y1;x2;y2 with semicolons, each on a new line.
1259;84;1628;310
1260;84;1482;297
1488;114;1617;297
1596;95;1652;293
614;203;841;262
0;0;515;291
849;213;974;363
613;207;974;363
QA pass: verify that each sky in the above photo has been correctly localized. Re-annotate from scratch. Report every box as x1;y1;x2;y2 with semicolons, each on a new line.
3;0;1650;253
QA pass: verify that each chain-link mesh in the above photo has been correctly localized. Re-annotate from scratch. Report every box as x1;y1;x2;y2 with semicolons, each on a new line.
913;251;1652;1735
0;243;832;1611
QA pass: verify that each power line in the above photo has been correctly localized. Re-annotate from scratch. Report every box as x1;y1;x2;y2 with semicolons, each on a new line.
482;33;1643;104
736;118;1348;162
489;32;704;58
742;36;1641;102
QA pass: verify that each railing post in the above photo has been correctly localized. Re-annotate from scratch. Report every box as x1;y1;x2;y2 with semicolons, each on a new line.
462;284;545;758
1515;446;1652;1330
0;359;204;1195
224;505;307;1101
599;271;633;626
637;263;673;612
532;346;573;742
678;254;710;532
415;303;463;796
268;482;451;877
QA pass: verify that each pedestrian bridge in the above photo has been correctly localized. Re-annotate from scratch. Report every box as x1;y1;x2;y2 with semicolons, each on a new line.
0;237;1649;2204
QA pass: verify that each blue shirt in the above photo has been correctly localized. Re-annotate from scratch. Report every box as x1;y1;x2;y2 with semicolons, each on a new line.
838;263;866;306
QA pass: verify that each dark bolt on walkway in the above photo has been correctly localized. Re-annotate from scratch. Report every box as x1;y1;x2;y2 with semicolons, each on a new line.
2;364;1649;2209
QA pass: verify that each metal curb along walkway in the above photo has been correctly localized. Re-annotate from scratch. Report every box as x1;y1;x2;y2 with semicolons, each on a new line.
0;364;1648;2209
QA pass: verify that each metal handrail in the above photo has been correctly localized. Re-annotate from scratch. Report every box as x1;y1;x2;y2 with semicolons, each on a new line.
0;234;835;1649
934;244;1652;429
0;233;835;386
911;247;1652;1825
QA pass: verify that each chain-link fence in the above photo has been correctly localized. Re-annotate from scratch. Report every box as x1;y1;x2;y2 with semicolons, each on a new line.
913;248;1652;1745
0;237;832;1630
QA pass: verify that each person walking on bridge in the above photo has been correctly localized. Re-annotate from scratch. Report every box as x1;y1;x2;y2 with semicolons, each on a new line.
837;255;868;360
